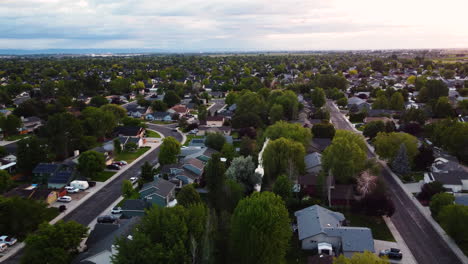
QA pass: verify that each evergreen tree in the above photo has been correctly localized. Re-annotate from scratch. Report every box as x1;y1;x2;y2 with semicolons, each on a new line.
391;144;411;175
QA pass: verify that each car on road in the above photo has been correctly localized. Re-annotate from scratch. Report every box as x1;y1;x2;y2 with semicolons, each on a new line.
379;248;403;260
111;207;122;214
172;128;178;132
130;177;138;184
57;196;72;203
0;236;17;246
107;164;121;170
65;186;80;193
97;215;118;224
0;243;7;253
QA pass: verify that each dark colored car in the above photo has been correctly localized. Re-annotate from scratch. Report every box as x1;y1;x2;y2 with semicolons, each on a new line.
97;215;118;224
106;164;120;170
379;248;402;260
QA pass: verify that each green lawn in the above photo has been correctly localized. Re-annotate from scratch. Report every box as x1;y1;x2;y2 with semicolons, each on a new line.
286;234;310;264
45;206;60;221
4;134;29;141
342;211;395;241
150;120;175;124
183;134;204;146
115;146;151;163
94;171;116;182
146;130;161;138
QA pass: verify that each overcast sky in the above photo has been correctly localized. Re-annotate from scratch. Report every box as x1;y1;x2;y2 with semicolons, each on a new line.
2;0;468;51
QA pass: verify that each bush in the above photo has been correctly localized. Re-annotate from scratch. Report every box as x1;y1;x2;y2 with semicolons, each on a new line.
349;112;366;123
311;122;336;138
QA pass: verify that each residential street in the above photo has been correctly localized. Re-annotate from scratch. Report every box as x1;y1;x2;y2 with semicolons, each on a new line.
1;124;182;264
326;100;463;264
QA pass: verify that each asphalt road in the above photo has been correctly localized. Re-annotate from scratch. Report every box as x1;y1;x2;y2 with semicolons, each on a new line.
326;100;463;264
2;124;182;264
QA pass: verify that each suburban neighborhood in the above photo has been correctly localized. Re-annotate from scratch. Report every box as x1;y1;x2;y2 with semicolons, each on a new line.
0;48;466;264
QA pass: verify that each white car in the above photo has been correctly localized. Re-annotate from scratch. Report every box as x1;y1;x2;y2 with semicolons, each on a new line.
119;160;128;165
0;236;17;246
65;186;80;193
130;177;138;184
57;196;72;203
111;207;122;214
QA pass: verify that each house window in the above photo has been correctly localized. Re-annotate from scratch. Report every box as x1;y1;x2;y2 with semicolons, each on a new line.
310;240;316;243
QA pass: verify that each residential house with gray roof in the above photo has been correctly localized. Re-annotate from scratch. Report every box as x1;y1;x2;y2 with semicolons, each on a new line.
295;205;374;257
139;177;176;207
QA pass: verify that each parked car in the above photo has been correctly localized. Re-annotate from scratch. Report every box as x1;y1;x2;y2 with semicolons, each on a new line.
65;186;80;193
0;243;7;253
0;236;17;246
130;177;138;184
57;196;72;203
118;160;128;165
172;128;178;132
379;248;402;260
111;207;122;214
107;164;121;170
97;215;118;224
113;161;126;166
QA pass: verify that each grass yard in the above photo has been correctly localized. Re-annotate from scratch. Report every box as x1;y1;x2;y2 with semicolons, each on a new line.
342;212;395;241
93;171;116;182
115;146;151;163
286;234;310;264
150;120;175;125
45;206;60;221
183;134;204;146
146;130;161;138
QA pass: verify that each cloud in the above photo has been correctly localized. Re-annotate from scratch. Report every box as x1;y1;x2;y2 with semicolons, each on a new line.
0;0;467;50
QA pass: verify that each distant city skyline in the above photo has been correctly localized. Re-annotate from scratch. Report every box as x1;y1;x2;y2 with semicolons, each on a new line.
2;0;468;51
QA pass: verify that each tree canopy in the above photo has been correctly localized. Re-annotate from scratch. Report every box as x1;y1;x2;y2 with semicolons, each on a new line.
374;132;419;163
158;136;181;165
263;121;312;148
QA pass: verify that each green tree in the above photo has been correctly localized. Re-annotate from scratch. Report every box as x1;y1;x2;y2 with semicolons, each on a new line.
322;130;367;183
433;96;453;118
21;221;89;264
158;137;181;165
269;103;284;124
400;107;427;125
205;153;226;211
372;95;389;109
363;121;385;139
225;156;259;193
430;192;454;219
100;104;127;121
374;132;419;163
205;133;226;151
311;122;335;138
122;179;137;199
221;143;236;163
418;80;448;102
163;90;181;107
82;107;117;139
77;150;105;180
90;95;109;107
44;112;83;160
263;137;305;185
311;87;326;108
113;138;122;154
16;136;48;174
336;97;348;107
0;170;12;193
198;104;208;121
0;114;22;136
151;100;168;112
230;192;291;264
458;99;468;115
239;136;257;157
176;184;202;207
390;92;404;110
272;174;293;202
140;161;154;182
264;121;312;148
438;204;468;243
391;144;411;175
334;251;389;264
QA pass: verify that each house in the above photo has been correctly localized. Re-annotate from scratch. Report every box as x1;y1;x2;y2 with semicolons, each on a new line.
455;195;468;206
424;158;468;193
196;126;231;136
113;126;145;138
363;116;392;124
32;163;61;184
347;97;371;111
305;152;322;175
139;177;176;207
295;205;374;257
0;154;16;174
48;169;75;189
182;158;205;176
121;199;149;218
206;116;225;127
90;141;115;165
308;138;332;153
20;116;43;134
73;218;141;264
168;104;189;117
146;111;172;122
118;136;144;149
